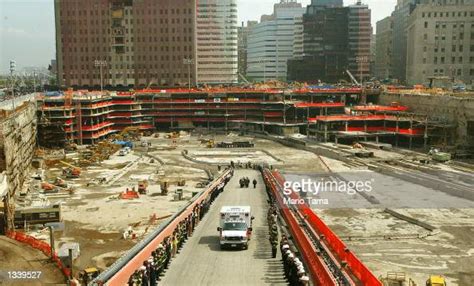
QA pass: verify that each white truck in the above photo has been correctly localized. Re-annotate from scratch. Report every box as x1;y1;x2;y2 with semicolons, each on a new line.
217;206;254;250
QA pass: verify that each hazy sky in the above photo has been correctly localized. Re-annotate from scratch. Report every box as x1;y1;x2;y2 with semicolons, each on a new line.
0;0;397;73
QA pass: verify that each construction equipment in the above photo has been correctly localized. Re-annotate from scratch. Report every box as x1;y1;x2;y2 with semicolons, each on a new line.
380;272;417;286
53;177;68;188
428;148;451;162
41;182;59;193
114;126;141;141
119;188;140;200
206;139;215;148
426;275;446;286
78;267;100;286
138;181;148;195
346;69;360;86
166;132;180;139
60;161;82;178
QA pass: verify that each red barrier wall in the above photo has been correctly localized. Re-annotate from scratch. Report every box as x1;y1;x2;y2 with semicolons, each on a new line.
102;169;233;285
271;171;382;286
262;169;337;286
6;230;71;278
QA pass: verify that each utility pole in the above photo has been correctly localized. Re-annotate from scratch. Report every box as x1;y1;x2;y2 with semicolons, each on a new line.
94;60;107;92
9;60;16;110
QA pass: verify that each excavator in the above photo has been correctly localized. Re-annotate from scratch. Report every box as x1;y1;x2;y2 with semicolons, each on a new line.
60;161;81;178
426;275;447;286
114;126;141;141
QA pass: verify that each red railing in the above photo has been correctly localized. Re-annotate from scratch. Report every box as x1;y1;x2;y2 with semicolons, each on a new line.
97;169;234;285
262;169;337;286
270;171;382;286
294;102;345;108
343;126;425;135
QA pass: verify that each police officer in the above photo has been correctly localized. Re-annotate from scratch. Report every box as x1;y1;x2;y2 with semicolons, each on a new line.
252;178;257;188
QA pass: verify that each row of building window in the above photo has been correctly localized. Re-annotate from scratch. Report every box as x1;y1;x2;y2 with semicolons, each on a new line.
424;56;474;64
63;8;193;17
66;73;188;80
422;11;474;18
433;68;474;76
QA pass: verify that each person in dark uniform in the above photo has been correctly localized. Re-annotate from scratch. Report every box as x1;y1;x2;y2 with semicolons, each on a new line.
252;179;257;188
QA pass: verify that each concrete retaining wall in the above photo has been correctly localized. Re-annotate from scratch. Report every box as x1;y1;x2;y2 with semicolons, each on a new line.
0;100;37;231
379;92;474;145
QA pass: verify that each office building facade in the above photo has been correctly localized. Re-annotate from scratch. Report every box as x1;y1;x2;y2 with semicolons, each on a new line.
288;1;371;83
406;0;474;85
237;21;257;82
55;0;197;88
196;0;238;85
375;16;393;79
247;1;305;82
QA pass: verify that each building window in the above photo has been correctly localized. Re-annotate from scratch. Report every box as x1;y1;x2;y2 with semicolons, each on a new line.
452;45;456;52
441;57;445;64
452;57;456;63
424;21;428;28
459;57;463;63
459;45;463;52
470;69;474;76
434;57;438;64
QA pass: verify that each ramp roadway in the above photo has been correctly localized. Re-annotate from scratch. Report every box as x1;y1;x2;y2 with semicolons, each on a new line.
160;169;287;286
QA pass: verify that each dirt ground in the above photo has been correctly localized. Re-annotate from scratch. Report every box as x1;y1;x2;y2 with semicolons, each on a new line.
16;132;473;285
0;236;65;285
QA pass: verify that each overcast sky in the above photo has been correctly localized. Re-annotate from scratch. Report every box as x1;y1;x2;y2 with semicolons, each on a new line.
0;0;397;73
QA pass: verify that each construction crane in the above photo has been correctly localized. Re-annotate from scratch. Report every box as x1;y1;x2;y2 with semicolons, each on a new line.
346;70;360;86
238;73;250;85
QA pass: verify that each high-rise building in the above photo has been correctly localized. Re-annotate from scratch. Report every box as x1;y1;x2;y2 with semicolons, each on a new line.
406;0;474;85
390;0;420;83
347;2;372;83
247;0;305;82
196;0;238;85
375;16;393;79
288;1;371;83
237;21;257;82
55;0;197;89
310;0;343;8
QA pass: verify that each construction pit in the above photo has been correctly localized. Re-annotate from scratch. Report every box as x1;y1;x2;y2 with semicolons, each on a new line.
16;132;474;285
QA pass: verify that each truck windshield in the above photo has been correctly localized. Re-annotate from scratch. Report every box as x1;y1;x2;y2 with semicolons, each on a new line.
223;222;247;231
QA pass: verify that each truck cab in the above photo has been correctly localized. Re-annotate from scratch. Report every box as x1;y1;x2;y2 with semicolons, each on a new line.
217;206;254;250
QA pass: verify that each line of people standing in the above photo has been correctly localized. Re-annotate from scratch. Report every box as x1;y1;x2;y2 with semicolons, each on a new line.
127;168;233;286
281;234;310;286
